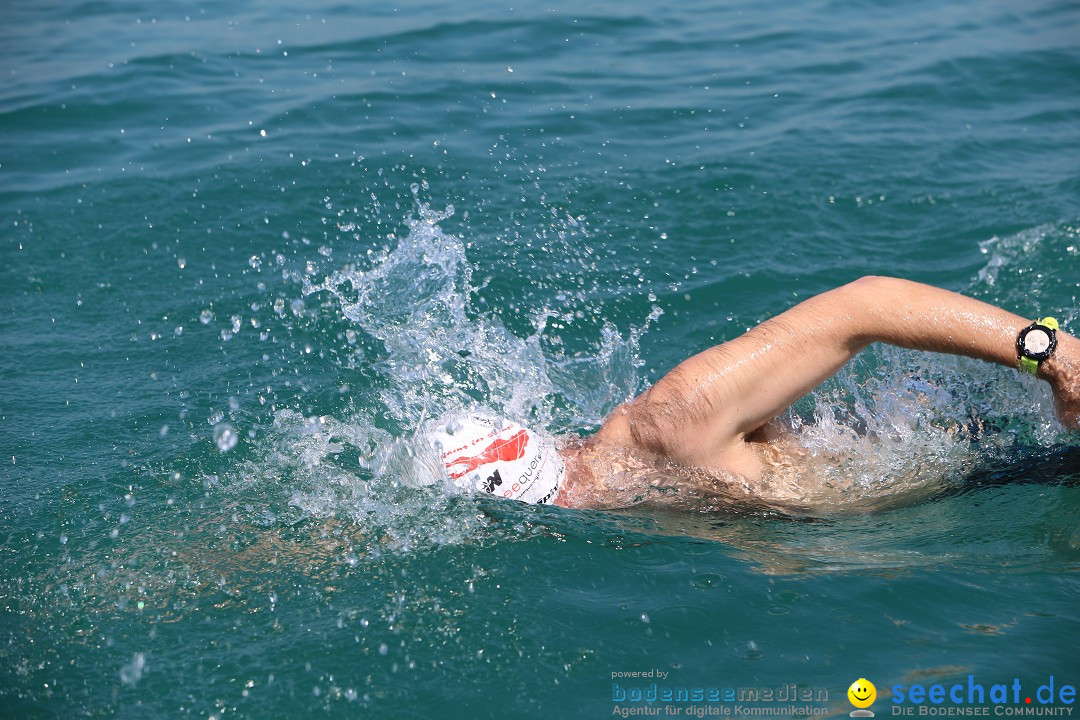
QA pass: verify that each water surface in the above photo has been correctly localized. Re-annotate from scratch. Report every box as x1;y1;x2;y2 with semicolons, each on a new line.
2;0;1079;717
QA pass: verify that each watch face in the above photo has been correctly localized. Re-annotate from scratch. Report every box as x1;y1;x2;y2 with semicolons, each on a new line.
1024;328;1051;355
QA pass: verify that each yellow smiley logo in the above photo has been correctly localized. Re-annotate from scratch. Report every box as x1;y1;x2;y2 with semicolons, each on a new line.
848;678;876;709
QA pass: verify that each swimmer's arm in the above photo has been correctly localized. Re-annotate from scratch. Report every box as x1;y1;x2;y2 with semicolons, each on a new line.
611;276;1078;464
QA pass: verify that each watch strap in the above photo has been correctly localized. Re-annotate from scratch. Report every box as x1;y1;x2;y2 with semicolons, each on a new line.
1018;354;1040;375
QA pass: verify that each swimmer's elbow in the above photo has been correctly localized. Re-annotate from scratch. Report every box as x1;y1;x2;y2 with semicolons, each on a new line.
844;275;897;294
835;275;907;347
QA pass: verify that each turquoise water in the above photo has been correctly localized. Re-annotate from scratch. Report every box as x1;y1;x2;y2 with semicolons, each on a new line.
2;0;1079;717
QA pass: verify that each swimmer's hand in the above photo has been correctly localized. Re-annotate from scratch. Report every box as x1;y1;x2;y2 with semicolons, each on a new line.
1045;333;1080;430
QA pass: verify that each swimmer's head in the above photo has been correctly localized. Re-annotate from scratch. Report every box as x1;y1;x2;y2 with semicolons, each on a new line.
426;413;565;505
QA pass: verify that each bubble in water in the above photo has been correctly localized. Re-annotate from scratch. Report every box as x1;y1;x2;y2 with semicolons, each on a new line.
214;423;238;452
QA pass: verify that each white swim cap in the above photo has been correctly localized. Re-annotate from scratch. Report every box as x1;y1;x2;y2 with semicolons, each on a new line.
427;414;565;505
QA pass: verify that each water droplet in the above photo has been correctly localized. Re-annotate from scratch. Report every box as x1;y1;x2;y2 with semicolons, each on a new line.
177;257;186;269
691;573;726;589
214;423;238;452
199;309;214;324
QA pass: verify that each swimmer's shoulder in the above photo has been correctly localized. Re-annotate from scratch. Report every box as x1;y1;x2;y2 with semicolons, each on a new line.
583;405;775;486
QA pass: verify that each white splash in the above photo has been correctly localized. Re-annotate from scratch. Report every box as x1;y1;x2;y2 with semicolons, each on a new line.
227;202;658;548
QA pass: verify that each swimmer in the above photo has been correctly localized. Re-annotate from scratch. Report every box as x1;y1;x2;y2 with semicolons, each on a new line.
426;276;1079;510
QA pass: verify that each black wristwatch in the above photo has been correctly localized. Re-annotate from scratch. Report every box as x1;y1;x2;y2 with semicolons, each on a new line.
1016;317;1058;375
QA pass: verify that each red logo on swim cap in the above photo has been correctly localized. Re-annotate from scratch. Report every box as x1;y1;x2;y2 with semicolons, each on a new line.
444;429;528;480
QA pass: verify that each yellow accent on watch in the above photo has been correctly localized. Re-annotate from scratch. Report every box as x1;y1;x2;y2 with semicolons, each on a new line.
1019;355;1040;375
